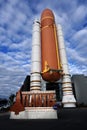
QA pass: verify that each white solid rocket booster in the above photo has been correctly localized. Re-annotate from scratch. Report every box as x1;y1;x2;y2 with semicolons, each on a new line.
57;24;76;107
30;19;41;91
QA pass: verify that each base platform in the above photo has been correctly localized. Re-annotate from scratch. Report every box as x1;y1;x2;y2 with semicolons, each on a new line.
10;107;57;119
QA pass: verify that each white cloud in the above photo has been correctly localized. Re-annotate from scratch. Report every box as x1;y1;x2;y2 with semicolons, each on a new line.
70;28;87;61
69;63;87;76
66;45;87;66
72;5;87;24
9;38;32;51
72;28;87;49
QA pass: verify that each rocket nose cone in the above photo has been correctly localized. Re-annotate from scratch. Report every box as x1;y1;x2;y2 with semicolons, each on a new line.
41;8;54;21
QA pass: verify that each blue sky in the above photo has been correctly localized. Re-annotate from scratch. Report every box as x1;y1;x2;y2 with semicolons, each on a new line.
0;0;87;98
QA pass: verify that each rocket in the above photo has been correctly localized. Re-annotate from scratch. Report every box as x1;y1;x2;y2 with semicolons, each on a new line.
57;24;76;107
30;19;41;91
30;8;76;107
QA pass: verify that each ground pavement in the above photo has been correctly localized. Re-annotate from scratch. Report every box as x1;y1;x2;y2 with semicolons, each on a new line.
0;108;87;130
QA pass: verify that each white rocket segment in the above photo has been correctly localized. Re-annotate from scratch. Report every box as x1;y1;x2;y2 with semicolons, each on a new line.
30;19;41;91
32;48;41;62
57;24;69;74
57;24;76;107
31;62;41;72
30;73;41;81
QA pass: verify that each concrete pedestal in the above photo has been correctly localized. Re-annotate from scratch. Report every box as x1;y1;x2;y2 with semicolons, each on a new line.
10;107;57;119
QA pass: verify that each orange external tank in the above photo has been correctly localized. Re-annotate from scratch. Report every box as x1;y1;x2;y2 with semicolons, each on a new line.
41;8;62;82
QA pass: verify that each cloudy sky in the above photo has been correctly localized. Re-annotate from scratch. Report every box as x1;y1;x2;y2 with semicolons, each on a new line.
0;0;87;98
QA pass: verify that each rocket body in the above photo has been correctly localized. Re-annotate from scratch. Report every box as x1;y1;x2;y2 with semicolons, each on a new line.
57;24;76;107
41;9;61;82
30;8;76;107
30;20;41;91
